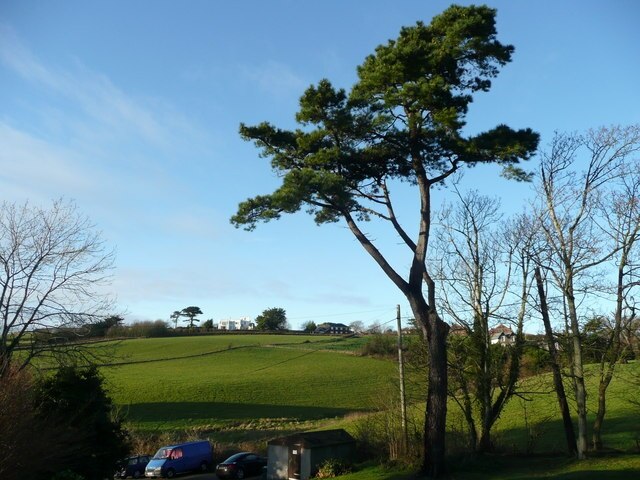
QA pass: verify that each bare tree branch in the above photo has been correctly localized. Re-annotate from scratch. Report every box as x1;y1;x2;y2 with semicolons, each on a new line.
0;199;114;378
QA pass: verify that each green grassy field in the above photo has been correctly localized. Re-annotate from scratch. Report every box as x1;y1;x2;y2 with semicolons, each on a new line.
94;334;640;477
99;335;397;431
275;335;370;353
96;334;336;364
98;336;640;450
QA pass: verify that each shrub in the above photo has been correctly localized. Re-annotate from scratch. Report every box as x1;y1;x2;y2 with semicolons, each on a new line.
313;458;352;478
360;334;396;358
50;471;86;480
0;365;114;480
351;384;423;465
0;367;44;480
106;320;169;338
520;345;551;377
302;321;317;333
202;319;214;329
36;365;131;479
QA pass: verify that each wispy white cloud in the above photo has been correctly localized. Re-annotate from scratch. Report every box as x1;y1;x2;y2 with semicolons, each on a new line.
0;24;218;223
256;278;371;307
0;121;98;200
0;23;203;149
165;216;218;240
307;292;372;307
238;60;308;98
112;266;258;305
182;59;307;100
0;24;63;90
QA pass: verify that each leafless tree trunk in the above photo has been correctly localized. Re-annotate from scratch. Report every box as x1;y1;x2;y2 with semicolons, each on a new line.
534;265;578;456
0;199;114;378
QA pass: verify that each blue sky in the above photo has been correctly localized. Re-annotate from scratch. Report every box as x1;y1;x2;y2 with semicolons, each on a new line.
1;1;639;329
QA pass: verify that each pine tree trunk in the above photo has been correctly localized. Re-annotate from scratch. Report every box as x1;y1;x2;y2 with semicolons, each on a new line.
423;311;449;478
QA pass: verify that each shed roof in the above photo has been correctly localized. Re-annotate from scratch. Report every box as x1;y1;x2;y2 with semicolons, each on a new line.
268;429;355;448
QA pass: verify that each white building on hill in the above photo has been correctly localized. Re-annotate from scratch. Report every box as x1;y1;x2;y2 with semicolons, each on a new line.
218;317;255;330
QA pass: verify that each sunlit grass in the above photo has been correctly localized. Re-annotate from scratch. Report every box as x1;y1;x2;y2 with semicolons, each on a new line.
100;335;397;431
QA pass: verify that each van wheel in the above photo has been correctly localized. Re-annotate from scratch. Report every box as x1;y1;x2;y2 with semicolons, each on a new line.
166;468;175;478
199;461;209;472
133;470;141;478
236;467;245;479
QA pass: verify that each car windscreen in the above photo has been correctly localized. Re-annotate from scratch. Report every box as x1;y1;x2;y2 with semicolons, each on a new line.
222;453;248;463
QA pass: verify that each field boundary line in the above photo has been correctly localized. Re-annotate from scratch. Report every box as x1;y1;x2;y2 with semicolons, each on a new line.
263;343;359;355
90;344;257;368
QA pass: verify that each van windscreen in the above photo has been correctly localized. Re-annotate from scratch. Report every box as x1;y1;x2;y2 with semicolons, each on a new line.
153;448;171;459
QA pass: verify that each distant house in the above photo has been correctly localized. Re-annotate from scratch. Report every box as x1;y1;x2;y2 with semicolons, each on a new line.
449;323;468;336
446;322;516;345
314;322;352;334
528;333;562;352
218;317;255;331
489;323;516;345
267;429;356;480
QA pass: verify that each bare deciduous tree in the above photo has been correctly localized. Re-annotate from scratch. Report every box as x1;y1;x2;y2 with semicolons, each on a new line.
591;161;640;449
434;189;532;452
534;125;640;458
0;199;114;378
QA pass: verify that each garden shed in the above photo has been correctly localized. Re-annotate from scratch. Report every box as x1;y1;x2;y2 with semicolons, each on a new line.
266;429;356;480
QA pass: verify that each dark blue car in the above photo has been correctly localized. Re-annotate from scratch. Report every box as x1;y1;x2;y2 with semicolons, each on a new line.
215;452;267;479
115;455;151;478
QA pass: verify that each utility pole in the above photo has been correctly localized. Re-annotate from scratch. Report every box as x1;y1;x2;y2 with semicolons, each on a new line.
397;304;408;454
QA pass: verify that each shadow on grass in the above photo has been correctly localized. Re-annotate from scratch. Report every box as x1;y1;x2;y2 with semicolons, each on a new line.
447;470;640;480
342;456;640;480
523;471;640;480
122;401;355;423
446;453;640;480
491;414;640;454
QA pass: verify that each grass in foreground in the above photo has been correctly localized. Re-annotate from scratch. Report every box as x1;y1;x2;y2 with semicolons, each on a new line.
336;454;640;479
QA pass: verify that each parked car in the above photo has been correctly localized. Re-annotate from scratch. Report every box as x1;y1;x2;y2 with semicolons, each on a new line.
215;452;267;479
115;455;151;478
145;440;212;478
